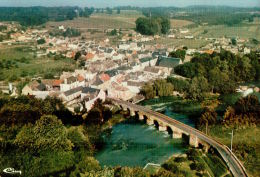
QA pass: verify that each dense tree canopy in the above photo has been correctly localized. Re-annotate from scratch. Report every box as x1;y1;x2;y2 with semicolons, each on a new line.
174;50;260;94
141;79;173;99
14;115;73;152
0;96;79;126
223;95;260;127
135;17;170;35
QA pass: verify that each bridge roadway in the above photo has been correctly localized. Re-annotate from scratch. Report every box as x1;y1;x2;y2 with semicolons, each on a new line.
109;98;248;177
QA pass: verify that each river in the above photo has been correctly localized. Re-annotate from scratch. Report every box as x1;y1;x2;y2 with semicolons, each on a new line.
95;102;194;167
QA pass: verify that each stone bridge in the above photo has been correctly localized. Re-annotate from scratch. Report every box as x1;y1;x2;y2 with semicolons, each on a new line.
108;98;248;177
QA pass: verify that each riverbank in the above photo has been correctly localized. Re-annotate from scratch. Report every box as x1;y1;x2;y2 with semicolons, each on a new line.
139;96;203;116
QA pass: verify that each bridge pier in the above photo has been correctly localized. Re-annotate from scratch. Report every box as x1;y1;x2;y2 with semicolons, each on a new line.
199;141;210;153
122;105;127;111
138;113;144;120
189;134;199;147
130;109;135;117
146;118;154;126
171;127;183;139
158;124;167;131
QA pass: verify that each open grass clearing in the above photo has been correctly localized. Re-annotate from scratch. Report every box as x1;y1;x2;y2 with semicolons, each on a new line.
0;45;77;82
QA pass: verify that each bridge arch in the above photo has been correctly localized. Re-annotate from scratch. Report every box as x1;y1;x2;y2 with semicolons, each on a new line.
154;120;159;130
134;111;139;119
143;115;148;123
127;108;130;114
166;126;173;135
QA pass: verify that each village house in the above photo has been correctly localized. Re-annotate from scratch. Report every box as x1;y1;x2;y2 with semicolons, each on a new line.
81;87;106;111
60;86;83;103
90;75;111;90
22;80;50;99
107;83;135;101
60;76;79;92
143;66;162;76
139;57;158;69
123;80;145;94
156;56;182;73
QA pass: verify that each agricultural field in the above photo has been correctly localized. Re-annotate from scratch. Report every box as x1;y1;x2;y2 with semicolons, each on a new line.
46;10;143;30
47;10;193;31
170;19;194;28
0;45;77;82
188;18;260;41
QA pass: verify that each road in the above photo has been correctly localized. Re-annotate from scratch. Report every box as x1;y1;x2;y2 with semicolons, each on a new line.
110;98;248;177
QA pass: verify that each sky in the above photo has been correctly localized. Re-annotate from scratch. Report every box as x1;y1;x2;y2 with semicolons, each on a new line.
0;0;259;8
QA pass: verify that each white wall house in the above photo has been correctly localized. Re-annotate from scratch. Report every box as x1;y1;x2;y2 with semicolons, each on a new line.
60;76;79;92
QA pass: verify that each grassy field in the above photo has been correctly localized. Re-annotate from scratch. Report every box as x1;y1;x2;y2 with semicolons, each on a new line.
0;45;77;82
206;125;260;177
146;37;209;49
189;23;260;41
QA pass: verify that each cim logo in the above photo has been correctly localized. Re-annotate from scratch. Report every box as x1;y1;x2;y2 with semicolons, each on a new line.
3;168;22;175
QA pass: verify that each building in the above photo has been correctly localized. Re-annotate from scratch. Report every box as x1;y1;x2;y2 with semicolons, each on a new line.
22;80;49;99
81;87;106;110
60;86;83;103
156;56;182;73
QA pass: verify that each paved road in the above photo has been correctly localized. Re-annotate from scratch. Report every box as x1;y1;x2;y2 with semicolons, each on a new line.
110;98;248;177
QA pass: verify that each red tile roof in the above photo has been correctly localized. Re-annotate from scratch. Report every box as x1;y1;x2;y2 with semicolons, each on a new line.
77;75;85;82
53;80;62;87
85;53;95;60
100;73;110;82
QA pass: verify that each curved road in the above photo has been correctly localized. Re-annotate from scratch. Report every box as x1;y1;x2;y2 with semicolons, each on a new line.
109;98;248;177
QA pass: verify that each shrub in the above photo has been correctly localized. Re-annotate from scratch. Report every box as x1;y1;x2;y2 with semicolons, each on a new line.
174;157;187;163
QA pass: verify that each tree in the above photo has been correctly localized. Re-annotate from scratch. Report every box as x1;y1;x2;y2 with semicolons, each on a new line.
117;8;120;14
84;99;112;125
14;115;73;152
37;38;46;44
135;17;170;35
160;17;171;34
114;166;150;177
198;107;217;131
169;49;186;61
208;68;235;93
109;29;117;36
140;83;156;99
231;38;237;45
166;77;190;93
154;79;174;97
188;76;209;101
106;7;113;14
223;95;260;127
71;156;101;176
74;51;81;60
